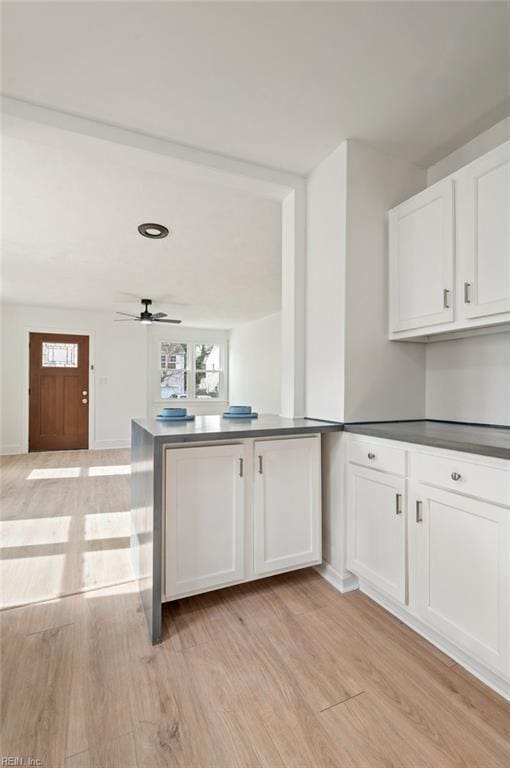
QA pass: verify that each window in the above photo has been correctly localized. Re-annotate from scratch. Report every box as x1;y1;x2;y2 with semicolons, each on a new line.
159;342;224;400
42;342;78;368
160;342;188;399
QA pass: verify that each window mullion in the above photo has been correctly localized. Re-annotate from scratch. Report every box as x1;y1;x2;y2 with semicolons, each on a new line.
189;341;195;400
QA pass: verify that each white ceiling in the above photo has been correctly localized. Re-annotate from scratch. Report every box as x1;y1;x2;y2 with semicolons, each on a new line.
1;116;282;327
2;1;508;173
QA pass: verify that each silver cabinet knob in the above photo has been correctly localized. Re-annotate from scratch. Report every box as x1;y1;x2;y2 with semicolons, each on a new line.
82;398;88;404
451;471;461;481
82;390;88;396
368;452;375;460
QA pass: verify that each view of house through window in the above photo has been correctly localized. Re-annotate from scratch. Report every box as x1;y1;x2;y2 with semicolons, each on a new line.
160;342;222;400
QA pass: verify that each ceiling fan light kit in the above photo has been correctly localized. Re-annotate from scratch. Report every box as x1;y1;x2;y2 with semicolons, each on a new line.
115;298;181;325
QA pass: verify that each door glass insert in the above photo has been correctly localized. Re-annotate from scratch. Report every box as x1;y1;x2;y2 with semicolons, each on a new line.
42;342;78;368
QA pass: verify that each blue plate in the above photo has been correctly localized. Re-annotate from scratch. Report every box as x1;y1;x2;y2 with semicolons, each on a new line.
156;414;195;422
222;412;258;419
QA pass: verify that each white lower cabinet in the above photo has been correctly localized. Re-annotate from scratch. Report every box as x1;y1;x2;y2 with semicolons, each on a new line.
346;463;406;604
253;436;321;575
165;443;245;598
164;435;322;600
345;434;510;693
409;483;509;675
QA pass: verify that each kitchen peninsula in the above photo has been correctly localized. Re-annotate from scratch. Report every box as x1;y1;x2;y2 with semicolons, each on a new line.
131;414;343;643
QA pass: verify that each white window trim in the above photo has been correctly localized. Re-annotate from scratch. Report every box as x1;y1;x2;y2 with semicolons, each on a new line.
152;331;229;405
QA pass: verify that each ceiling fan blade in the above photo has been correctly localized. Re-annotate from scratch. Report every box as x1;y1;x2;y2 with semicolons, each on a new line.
151;312;167;319
116;311;139;318
153;318;182;324
114;319;138;322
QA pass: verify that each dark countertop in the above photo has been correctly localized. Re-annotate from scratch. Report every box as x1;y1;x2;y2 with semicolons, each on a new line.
133;414;343;443
344;420;510;461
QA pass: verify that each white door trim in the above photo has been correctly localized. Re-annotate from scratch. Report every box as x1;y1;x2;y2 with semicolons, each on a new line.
22;325;95;453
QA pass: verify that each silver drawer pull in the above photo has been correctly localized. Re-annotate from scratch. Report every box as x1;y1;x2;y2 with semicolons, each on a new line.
367;452;375;460
258;455;263;474
464;282;471;304
451;471;461;481
443;288;450;309
239;458;244;478
395;493;403;515
416;500;423;523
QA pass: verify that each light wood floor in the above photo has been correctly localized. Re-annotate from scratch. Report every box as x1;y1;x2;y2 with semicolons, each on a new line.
1;451;510;767
0;448;132;608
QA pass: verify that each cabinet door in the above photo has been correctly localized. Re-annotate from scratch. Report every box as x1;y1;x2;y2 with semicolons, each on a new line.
459;142;510;319
389;178;454;332
409;484;509;674
346;464;406;603
253;436;321;575
165;444;245;598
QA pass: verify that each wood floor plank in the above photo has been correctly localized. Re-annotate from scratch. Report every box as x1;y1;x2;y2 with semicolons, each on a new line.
319;690;431;768
297;603;510;767
65;585;141;758
331;592;510;747
64;731;138;768
1;623;74;767
2;450;510;768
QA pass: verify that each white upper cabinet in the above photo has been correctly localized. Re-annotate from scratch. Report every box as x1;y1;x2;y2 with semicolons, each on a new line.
389;141;510;339
389;178;454;333
458;142;510;319
253;436;321;575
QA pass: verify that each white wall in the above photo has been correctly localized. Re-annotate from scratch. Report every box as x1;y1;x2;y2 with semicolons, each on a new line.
425;119;510;426
0;303;147;453
0;303;231;454
427;117;509;184
344;140;427;422
305;143;347;422
305;139;426;424
228;313;281;414
426;332;510;426
305;140;426;585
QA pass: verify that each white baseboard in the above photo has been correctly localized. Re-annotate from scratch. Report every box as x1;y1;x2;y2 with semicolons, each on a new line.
92;439;131;450
1;440;130;454
358;578;510;702
315;561;359;593
0;445;24;456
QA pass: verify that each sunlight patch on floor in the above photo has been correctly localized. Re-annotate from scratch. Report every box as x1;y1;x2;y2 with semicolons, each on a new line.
84;511;131;540
27;467;81;480
81;548;134;590
0;554;67;609
87;465;131;476
83;580;138;599
0;516;72;546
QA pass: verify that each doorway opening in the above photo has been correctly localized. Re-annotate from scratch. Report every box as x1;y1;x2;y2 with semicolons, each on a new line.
29;332;90;451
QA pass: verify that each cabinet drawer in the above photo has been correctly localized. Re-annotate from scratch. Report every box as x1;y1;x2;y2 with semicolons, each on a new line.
412;451;509;507
349;437;406;476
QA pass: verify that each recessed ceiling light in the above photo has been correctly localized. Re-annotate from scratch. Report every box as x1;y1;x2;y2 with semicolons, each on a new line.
138;222;170;239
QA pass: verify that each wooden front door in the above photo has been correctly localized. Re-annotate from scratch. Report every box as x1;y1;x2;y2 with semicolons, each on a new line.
29;333;89;451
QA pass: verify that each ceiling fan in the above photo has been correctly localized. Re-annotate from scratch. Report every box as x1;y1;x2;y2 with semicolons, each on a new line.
115;298;182;325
